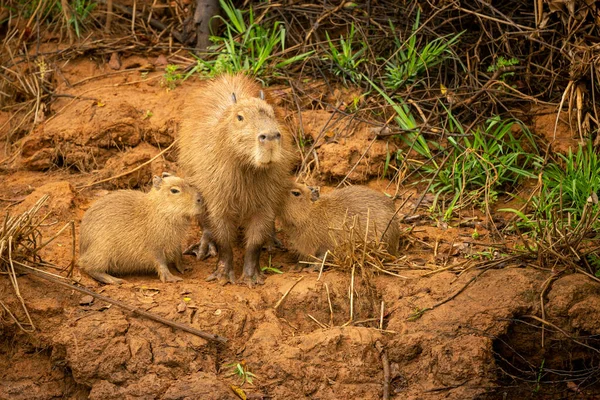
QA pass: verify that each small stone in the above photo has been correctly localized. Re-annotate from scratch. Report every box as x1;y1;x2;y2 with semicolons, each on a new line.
79;295;94;306
176;302;187;313
108;52;121;70
154;54;168;67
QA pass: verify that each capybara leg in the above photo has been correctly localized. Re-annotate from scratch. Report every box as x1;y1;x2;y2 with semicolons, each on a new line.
293;255;312;272
263;222;286;253
206;243;235;285
173;251;186;274
184;229;218;260
156;262;183;283
239;244;264;288
86;271;125;285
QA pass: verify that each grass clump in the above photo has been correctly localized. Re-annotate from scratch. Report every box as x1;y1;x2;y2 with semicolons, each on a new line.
323;23;367;85
506;141;600;232
424;115;542;220
384;11;462;90
539;141;600;221
162;65;183;90
61;0;97;38
190;0;312;78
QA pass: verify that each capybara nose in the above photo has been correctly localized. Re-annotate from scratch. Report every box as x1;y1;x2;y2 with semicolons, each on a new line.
258;132;281;142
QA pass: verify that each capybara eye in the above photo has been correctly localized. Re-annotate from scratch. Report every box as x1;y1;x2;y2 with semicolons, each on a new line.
292;190;301;197
170;188;180;194
237;114;244;121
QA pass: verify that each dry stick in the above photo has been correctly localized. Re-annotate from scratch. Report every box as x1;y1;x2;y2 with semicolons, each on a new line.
347;263;356;324
454;67;519;108
375;340;390;400
105;0;113;32
60;0;74;45
409;151;452;217
7;239;35;332
33;220;74;255
317;250;329;281
379;301;384;330
336;137;377;189
553;80;574;140
131;0;136;34
304;1;346;43
380;193;412;242
12;263;227;343
539;273;557;348
409;267;490;319
307;313;328;329
524;315;600;355
68;221;76;277
325;282;334;327
96;0;185;43
77;140;178;190
273;275;304;311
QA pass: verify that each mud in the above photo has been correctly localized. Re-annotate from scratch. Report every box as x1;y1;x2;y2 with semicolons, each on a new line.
1;55;600;400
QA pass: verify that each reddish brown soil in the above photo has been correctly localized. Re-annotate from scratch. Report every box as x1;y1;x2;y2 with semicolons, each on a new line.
1;55;600;400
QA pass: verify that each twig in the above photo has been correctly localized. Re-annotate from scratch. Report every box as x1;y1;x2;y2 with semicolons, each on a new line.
539;273;558;348
524;315;600;355
375;340;390;400
379;300;384;330
325;282;334;327
408;267;490;320
12;263;228;344
76;139;178;190
317;250;329;281
307;313;328;329
274;275;304;311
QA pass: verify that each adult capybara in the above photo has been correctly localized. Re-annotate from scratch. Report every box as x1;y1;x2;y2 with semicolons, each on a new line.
178;74;294;286
78;173;203;284
279;183;401;263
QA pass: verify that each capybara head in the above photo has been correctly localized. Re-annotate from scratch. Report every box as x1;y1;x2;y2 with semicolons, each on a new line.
223;92;284;167
150;172;203;217
280;182;318;225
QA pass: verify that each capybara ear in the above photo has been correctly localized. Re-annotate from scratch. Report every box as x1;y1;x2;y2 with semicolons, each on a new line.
152;175;163;189
161;172;172;178
259;90;264;100
231;92;237;104
308;186;320;202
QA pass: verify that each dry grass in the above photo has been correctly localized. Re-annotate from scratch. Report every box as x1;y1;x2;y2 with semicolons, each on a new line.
0;195;51;332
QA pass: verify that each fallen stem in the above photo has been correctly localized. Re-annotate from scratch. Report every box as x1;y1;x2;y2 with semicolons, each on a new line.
12;263;228;344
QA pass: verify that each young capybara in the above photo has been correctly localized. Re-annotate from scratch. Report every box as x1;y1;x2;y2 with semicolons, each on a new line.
279;183;401;263
178;74;294;287
78;173;203;284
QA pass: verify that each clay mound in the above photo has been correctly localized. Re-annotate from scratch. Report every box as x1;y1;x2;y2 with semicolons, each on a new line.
17;72;187;172
297;110;399;182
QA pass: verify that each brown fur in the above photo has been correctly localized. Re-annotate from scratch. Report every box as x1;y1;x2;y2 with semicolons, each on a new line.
178;74;294;285
279;183;401;260
78;174;203;284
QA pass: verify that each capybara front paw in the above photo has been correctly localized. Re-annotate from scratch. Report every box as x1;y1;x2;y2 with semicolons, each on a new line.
238;272;265;288
184;238;218;260
205;261;235;285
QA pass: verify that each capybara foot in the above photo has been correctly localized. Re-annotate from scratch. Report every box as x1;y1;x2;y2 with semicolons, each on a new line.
291;262;304;272
206;261;235;285
158;265;183;283
264;234;286;253
184;237;218;260
238;271;265;288
174;261;187;274
86;271;126;285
